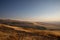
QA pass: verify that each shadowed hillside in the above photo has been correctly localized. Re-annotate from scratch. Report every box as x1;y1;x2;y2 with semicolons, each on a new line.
0;19;60;30
0;19;47;30
0;19;60;40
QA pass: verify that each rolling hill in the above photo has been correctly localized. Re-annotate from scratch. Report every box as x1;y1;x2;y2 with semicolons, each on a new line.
0;19;60;40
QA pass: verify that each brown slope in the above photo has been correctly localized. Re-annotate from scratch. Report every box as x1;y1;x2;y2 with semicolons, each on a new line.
0;24;60;40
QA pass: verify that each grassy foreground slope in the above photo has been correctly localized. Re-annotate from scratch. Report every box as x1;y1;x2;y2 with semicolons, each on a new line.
0;24;60;40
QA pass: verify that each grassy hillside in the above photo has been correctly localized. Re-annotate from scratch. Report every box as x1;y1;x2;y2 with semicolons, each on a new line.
0;19;60;40
0;24;60;40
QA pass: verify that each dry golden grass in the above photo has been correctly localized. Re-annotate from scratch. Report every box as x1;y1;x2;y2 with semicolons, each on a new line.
0;24;60;40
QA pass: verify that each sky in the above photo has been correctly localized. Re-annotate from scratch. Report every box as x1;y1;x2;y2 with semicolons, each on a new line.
0;0;60;22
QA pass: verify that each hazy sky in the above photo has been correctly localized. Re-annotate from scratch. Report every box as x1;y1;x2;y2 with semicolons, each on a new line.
0;0;60;22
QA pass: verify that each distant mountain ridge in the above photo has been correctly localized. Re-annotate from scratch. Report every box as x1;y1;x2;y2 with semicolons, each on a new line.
0;19;60;30
0;19;47;30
